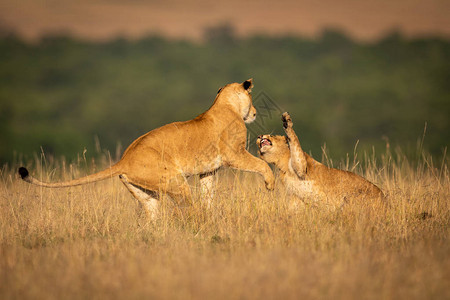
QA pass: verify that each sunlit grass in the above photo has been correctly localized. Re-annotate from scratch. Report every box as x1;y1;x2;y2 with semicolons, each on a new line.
0;147;449;299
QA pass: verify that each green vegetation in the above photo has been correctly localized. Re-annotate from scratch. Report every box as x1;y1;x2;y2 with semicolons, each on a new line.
0;27;449;164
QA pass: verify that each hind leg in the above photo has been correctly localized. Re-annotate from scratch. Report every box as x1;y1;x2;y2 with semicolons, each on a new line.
119;174;159;219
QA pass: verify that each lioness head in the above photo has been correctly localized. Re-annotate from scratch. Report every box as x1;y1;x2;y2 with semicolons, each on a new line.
216;79;257;123
256;134;290;164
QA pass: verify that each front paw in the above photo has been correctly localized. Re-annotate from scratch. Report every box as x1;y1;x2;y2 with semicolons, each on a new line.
282;112;293;129
265;179;275;190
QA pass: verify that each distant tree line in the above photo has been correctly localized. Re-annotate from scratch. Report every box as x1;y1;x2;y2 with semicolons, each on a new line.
0;26;449;165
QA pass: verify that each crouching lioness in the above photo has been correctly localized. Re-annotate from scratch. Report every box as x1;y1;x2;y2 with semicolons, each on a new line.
19;79;275;217
256;112;384;209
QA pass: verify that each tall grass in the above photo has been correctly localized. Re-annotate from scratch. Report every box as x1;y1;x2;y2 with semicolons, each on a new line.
0;147;449;299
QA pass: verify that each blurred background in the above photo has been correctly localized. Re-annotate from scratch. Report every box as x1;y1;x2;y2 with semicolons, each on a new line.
0;0;449;164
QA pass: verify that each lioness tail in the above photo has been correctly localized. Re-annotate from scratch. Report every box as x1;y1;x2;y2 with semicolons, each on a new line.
18;164;121;188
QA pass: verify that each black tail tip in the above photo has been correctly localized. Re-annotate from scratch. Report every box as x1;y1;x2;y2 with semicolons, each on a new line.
18;167;29;179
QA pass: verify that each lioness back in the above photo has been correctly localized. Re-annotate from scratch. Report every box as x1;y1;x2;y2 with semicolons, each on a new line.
304;154;383;201
119;115;222;187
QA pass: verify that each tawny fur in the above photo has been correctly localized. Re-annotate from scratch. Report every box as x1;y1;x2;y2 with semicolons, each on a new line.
19;79;275;215
256;112;384;208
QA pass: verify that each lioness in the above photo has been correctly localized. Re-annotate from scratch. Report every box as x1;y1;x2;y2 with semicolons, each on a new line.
256;112;384;209
19;79;275;217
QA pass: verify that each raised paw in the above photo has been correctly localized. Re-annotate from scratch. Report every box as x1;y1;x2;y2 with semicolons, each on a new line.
282;112;293;129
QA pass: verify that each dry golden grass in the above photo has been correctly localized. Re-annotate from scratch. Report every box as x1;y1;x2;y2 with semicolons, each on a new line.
1;148;449;300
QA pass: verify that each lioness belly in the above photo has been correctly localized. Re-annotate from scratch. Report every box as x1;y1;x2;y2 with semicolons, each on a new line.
182;155;222;176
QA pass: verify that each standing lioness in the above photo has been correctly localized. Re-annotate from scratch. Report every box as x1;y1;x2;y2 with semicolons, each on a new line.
257;112;384;208
19;79;275;217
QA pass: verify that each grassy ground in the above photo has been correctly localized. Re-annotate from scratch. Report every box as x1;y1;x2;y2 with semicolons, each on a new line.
0;149;449;299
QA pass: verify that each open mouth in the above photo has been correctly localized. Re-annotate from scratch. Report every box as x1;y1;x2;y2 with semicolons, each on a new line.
259;138;272;148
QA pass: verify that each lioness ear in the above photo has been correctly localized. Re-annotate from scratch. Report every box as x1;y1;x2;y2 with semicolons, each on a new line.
243;78;253;92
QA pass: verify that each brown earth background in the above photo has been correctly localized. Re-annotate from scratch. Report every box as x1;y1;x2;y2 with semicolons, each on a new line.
1;0;449;42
